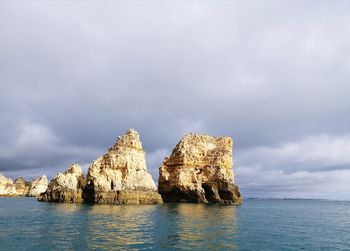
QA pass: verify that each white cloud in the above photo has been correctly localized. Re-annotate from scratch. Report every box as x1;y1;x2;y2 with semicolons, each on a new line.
235;134;350;199
16;123;57;145
237;165;350;200
237;134;350;171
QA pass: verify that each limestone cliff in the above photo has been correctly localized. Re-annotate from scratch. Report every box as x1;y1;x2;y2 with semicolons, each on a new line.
27;175;48;197
0;175;16;196
158;133;241;204
85;129;162;204
14;177;31;196
39;164;86;203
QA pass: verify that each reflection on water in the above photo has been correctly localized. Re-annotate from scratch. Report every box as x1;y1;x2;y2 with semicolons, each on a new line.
0;198;239;250
158;204;238;250
83;204;238;250
2;198;350;250
86;205;159;250
45;204;237;250
177;204;238;249
47;202;84;214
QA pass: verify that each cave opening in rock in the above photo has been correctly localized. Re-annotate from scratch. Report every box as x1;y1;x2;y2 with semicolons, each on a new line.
218;190;231;200
202;183;216;203
82;180;95;203
111;181;114;190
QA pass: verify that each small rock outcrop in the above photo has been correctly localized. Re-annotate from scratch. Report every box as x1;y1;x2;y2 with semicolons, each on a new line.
0;175;48;197
27;175;48;197
0;175;16;196
14;177;31;196
39;164;86;203
84;129;163;204
158;133;241;204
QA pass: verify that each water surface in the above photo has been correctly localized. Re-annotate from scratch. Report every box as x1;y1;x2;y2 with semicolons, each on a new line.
0;198;349;250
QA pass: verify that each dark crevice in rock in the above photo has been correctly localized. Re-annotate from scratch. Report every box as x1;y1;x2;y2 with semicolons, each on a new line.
82;181;95;204
160;188;204;203
202;183;219;203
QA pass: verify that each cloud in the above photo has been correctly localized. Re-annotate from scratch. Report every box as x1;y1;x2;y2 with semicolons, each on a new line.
236;166;350;200
0;121;101;180
235;134;350;199
146;148;171;181
236;134;350;173
0;1;349;198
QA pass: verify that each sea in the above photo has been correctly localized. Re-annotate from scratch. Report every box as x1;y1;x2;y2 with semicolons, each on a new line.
0;197;349;250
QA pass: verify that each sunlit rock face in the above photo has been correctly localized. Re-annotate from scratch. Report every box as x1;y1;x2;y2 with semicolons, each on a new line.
14;177;31;196
0;175;16;196
27;175;48;197
39;164;86;203
85;129;163;204
0;175;48;197
158;133;241;204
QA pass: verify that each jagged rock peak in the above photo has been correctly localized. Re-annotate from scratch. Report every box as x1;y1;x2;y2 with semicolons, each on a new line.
85;129;162;204
52;163;85;191
1;174;49;197
28;175;49;197
14;177;31;196
165;133;234;176
158;132;241;204
39;163;86;203
0;174;16;196
64;163;83;175
109;128;143;151
14;177;27;184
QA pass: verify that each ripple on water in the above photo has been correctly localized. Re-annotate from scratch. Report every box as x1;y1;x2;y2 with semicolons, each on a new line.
1;198;350;250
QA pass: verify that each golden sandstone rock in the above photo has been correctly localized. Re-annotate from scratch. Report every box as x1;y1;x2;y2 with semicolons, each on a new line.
27;175;49;197
84;129;163;204
14;177;31;196
158;133;241;204
7;129;241;205
39;164;86;203
0;174;48;197
0;175;16;196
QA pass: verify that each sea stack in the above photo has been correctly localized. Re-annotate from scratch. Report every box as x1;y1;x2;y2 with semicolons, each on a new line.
158;133;241;204
84;129;163;204
39;164;86;203
14;177;31;196
27;175;49;197
0;175;16;196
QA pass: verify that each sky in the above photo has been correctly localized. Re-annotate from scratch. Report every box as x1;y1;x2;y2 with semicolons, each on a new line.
0;1;350;199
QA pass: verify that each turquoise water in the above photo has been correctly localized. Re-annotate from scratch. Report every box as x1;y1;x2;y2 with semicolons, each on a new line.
0;198;350;250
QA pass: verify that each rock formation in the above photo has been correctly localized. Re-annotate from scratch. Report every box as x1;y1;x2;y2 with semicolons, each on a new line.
0;175;16;196
84;129;163;204
39;164;86;203
14;177;31;196
27;175;48;197
0;175;48;197
158;133;241;204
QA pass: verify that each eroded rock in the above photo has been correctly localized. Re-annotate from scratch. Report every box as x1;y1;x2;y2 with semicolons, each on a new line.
158;133;241;204
27;175;48;197
14;177;31;196
39;164;86;203
0;175;16;196
85;129;162;204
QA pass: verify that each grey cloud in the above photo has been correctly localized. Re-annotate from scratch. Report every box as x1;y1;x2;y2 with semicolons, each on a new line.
0;122;102;180
0;1;350;198
236;134;350;174
235;134;350;199
236;166;350;200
